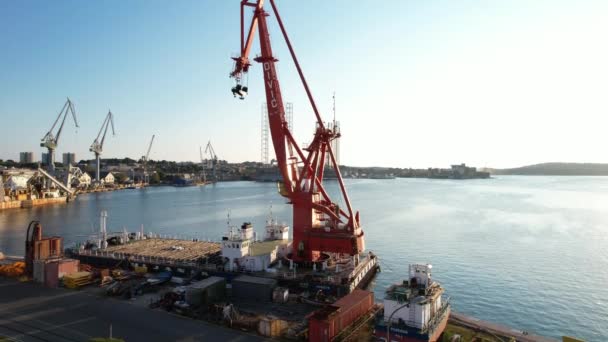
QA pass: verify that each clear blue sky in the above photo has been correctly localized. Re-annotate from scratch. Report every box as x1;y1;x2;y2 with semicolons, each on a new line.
1;0;607;168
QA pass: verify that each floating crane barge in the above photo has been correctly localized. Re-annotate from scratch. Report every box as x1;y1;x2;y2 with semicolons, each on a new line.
70;218;378;297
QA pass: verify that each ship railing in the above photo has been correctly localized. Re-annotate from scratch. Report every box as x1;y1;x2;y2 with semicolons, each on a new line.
421;298;451;334
345;254;374;279
74;249;199;268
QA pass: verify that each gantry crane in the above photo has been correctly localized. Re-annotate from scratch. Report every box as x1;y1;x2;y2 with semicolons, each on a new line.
40;98;79;173
89;110;115;183
204;141;218;182
229;0;365;262
141;135;155;184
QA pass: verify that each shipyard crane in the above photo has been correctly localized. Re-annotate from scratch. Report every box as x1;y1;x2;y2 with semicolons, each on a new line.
199;146;207;183
40;98;79;173
89;110;115;183
141;135;155;184
204;141;218;182
229;0;365;262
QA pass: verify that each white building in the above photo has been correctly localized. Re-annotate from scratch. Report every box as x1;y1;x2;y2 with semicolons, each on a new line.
72;172;91;188
100;172;115;184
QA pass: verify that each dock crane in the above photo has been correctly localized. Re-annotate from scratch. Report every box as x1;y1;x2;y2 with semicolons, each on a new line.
40;98;79;173
229;0;365;262
141;135;155;184
199;146;207;183
204;141;218;182
89;110;115;184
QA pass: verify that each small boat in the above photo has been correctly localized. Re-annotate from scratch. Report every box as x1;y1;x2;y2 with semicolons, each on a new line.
373;264;450;342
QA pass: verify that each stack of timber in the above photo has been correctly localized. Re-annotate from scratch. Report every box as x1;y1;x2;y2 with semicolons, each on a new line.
64;271;92;289
101;238;221;264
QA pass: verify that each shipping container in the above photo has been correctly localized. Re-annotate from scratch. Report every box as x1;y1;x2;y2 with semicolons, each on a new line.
308;289;374;342
185;276;226;306
232;275;277;302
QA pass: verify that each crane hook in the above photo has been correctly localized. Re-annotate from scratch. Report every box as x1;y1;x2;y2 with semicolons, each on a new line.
231;76;248;100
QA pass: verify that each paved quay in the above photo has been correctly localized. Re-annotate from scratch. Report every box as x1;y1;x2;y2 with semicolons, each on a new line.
0;278;266;342
450;312;557;342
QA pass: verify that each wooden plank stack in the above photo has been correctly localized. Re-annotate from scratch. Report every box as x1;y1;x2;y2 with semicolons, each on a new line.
63;271;92;289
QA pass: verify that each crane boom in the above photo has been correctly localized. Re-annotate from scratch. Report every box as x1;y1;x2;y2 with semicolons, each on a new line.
90;111;115;154
204;141;218;182
229;0;365;262
204;141;217;162
141;135;155;185
100;111;115;147
55;99;78;143
145;134;155;162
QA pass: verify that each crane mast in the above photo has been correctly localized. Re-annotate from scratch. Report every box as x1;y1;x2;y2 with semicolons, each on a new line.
229;0;365;262
90;110;115;183
40;98;79;173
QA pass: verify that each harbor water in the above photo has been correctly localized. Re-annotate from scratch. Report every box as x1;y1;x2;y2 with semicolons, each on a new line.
1;176;606;341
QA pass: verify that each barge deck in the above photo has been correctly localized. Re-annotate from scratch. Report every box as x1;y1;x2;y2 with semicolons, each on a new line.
69;236;379;297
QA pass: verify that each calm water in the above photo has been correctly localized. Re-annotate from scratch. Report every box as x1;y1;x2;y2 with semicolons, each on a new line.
1;177;607;341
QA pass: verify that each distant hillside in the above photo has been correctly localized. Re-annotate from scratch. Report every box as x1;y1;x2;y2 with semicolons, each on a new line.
487;163;608;175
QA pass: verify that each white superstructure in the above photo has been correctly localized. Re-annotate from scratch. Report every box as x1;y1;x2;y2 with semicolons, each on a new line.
382;264;447;330
264;218;289;241
221;220;292;272
221;222;254;271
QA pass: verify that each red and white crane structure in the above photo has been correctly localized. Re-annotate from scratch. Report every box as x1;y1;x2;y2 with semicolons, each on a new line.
229;0;365;262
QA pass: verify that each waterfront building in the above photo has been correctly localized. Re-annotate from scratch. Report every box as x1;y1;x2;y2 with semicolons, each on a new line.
73;172;91;188
62;153;77;166
99;172;115;185
19;152;34;164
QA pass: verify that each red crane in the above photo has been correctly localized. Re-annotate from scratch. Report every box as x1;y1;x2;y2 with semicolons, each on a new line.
229;0;365;263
